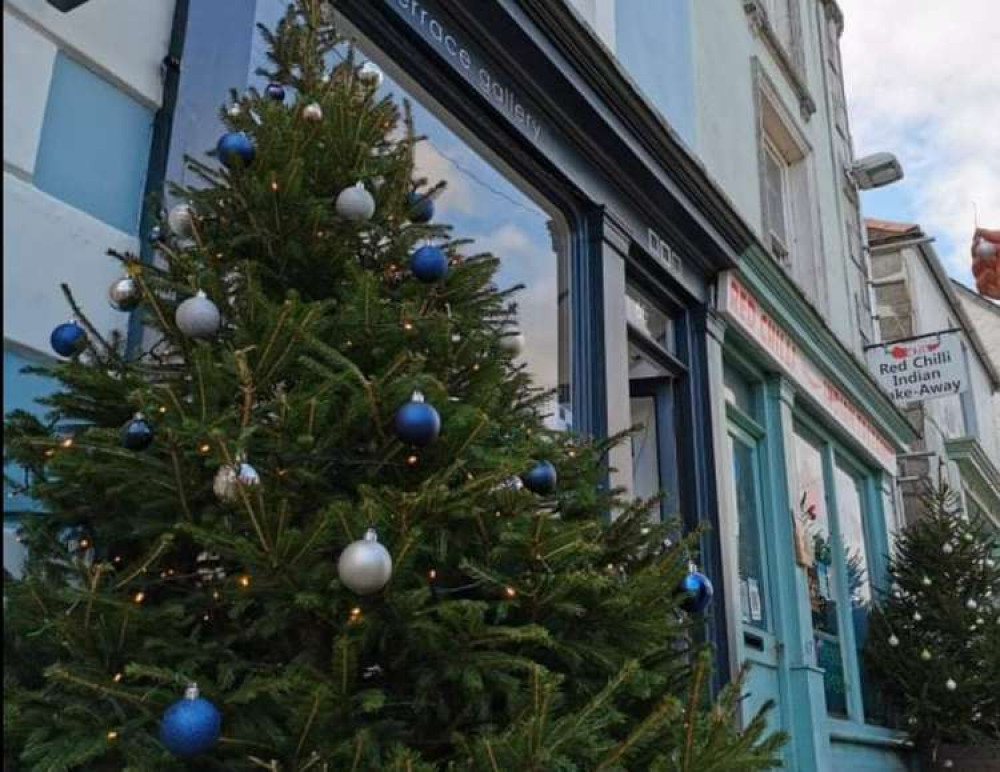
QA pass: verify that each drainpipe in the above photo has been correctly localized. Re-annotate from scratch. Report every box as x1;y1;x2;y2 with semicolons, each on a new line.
126;0;189;357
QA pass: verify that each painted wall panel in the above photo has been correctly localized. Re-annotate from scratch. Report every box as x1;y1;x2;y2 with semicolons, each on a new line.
3;173;135;355
614;0;696;148
3;9;57;177
831;740;911;771
6;0;175;107
34;52;154;234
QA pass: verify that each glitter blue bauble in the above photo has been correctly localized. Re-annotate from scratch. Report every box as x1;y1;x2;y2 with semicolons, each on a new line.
394;398;441;446
678;570;714;614
521;460;557;495
216;131;255;168
407;192;434;223
410;245;449;283
121;415;154;451
265;83;285;102
50;321;86;357
159;690;221;758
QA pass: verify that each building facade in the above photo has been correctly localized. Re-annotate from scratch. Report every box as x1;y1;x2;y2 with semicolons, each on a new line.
5;1;936;769
868;219;1000;525
3;0;180;572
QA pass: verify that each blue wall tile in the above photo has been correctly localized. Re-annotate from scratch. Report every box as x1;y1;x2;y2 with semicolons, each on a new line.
34;52;154;234
3;346;56;513
615;0;697;148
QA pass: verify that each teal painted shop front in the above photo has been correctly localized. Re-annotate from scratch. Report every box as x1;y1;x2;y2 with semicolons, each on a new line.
708;250;918;771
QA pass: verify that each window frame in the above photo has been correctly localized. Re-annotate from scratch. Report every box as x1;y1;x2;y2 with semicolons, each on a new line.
793;409;890;727
762;136;792;262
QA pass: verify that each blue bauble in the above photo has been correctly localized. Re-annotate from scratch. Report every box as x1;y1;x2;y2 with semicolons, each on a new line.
678;570;714;614
407;192;434;223
216;131;255;168
50;321;86;357
521;460;557;495
159;686;221;758
265;83;285;102
410;245;449;283
394;395;441;447
121;415;154;451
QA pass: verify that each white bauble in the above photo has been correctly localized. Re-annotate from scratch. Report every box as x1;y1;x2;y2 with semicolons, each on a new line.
945;678;957;692
358;61;383;89
888;634;899;647
337;528;392;595
175;290;221;338
167;203;196;238
500;331;525;356
913;611;923;622
920;648;932;661
335;182;376;222
975;240;998;259
302;102;323;122
966;599;978;610
922;576;932;587
942;542;954;555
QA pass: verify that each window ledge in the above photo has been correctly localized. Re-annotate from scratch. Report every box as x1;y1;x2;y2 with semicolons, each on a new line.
828;718;914;750
743;1;816;120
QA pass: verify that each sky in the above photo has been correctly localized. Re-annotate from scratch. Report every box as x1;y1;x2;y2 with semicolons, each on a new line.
838;0;1000;287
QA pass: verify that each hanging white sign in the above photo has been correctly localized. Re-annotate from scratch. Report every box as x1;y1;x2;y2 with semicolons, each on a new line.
867;331;967;405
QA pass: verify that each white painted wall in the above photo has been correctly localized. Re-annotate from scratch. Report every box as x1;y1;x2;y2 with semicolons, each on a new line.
5;0;175;108
902;245;1000;470
3;11;56;177
3;174;135;355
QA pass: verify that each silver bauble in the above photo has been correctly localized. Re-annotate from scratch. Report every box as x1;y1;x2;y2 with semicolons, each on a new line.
108;276;141;312
213;462;260;502
966;598;978;610
358;61;383;89
920;648;932;661
335;182;376;221
302;102;323;122
922;576;932;586
942;542;954;555
337;527;392;595
227;103;242;118
500;331;525;355
975;240;998;259
945;678;957;691
913;611;923;622
175;291;221;338
167;203;196;238
888;634;899;647
963;532;974;542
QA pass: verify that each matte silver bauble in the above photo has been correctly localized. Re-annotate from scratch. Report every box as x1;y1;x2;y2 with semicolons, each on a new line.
213;462;260;502
920;648;932;661
337;527;392;595
335;182;376;221
966;599;978;610
175;290;221;338
358;61;383;89
302;102;323;122
108;276;141;312
942;542;954;555
913;611;922;622
945;678;957;691
888;634;899;647
500;331;525;355
167;203;196;238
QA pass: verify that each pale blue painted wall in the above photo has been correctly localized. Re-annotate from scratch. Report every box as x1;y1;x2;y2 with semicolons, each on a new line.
615;0;696;148
3;346;57;513
34;52;154;234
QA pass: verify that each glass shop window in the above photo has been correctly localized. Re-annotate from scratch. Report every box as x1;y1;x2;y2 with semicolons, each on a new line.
626;285;674;354
794;429;847;717
344;45;572;429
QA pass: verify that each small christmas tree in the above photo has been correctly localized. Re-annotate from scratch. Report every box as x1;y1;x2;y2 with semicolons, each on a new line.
866;481;1000;767
4;2;784;768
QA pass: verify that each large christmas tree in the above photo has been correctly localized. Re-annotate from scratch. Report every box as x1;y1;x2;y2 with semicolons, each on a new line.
866;482;1000;768
3;3;783;769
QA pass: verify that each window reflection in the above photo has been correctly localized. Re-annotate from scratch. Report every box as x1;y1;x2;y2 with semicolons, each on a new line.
731;434;768;630
794;430;847;717
354;49;572;429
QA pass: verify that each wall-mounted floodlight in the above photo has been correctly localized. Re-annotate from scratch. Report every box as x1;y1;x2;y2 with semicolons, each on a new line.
849;152;904;190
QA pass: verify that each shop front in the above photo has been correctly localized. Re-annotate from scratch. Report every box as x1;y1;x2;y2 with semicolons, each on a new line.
314;0;768;685
708;248;917;770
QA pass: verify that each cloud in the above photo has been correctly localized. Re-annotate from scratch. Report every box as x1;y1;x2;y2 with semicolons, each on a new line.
839;0;1000;282
412;140;478;217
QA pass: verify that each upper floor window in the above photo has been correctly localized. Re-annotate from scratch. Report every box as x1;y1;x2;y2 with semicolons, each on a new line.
762;138;791;262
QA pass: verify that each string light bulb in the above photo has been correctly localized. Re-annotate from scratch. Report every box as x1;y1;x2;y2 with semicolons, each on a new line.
106;730;119;741
238;574;251;588
61;437;75;449
406;454;419;466
133;591;146;604
198;443;211;455
113;672;123;683
504;586;517;599
428;569;437;581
